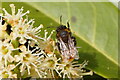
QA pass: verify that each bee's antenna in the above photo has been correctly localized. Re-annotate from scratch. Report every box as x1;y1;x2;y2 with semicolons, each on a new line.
60;15;62;25
67;21;70;28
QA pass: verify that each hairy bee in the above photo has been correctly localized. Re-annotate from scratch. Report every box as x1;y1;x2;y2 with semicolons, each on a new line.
56;16;79;62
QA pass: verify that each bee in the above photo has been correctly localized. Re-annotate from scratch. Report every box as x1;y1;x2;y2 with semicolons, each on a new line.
56;16;79;62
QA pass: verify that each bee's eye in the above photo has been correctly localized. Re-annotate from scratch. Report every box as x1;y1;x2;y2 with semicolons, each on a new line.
60;31;68;37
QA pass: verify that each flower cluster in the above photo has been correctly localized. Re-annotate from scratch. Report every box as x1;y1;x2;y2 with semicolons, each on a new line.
0;4;93;79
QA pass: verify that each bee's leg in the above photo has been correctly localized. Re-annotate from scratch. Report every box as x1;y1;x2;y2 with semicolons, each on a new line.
71;36;77;46
56;42;61;52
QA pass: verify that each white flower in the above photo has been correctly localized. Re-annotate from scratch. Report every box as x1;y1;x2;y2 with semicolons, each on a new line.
14;45;40;76
2;4;29;24
0;64;17;78
0;41;16;66
38;54;61;78
57;61;93;78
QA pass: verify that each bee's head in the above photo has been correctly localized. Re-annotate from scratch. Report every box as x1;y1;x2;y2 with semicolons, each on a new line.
56;25;66;32
56;25;71;38
56;16;71;39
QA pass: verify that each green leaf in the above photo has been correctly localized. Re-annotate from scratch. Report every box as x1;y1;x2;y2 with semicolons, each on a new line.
2;2;119;78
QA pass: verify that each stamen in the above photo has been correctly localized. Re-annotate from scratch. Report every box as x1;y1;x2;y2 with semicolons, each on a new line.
10;4;15;16
35;25;43;34
26;64;31;75
27;19;34;25
35;68;42;78
44;30;48;41
21;10;30;17
2;8;11;18
47;30;55;40
80;71;93;76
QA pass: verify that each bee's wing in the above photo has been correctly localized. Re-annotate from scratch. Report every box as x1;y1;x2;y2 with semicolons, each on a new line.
59;38;70;60
57;36;79;61
68;36;79;60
